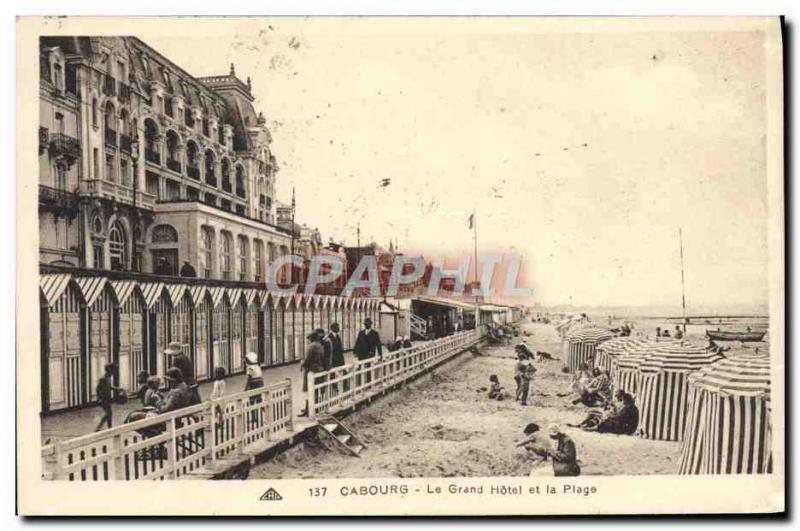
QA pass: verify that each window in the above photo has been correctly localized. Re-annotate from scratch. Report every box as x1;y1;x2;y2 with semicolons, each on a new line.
93;148;99;178
120;159;130;187
238;235;248;281
92;99;98;127
200;226;213;278
55;218;67;249
105;154;115;182
220;232;232;279
55;112;64;134
152;224;178;243
109;222;127;271
55;162;67;191
254;240;264;282
53;62;63;92
93;244;104;269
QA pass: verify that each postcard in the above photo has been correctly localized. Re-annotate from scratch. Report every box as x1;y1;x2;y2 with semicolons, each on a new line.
16;15;784;515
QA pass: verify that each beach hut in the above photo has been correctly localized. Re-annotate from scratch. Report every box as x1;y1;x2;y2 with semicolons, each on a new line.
565;326;614;373
611;340;655;396
679;354;772;474
595;337;630;374
636;343;723;441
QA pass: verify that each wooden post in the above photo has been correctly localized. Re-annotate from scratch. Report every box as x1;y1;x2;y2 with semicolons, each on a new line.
168;416;178;479
265;388;273;440
236;397;245;453
285;378;294;432
111;433;125;480
307;371;317;420
209;399;219;464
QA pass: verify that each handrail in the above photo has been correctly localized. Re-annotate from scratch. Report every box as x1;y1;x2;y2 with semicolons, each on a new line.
41;379;293;481
306;330;479;418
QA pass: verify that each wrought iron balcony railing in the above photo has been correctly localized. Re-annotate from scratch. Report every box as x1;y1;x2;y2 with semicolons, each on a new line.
104;128;117;148
39;185;79;216
39;127;49;154
145;149;161;165
119;134;132;153
167;159;182;173
48;133;81;160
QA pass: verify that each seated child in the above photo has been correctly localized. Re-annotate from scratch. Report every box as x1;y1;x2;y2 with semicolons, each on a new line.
488;374;509;400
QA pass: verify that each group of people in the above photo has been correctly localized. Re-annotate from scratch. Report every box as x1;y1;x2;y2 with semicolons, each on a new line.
569;363;639;436
96;341;265;431
387;336;413;352
655;325;684;339
485;342;539;406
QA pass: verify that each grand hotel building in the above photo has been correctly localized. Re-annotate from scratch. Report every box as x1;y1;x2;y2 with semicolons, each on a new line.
38;36;303;280
36;37;374;414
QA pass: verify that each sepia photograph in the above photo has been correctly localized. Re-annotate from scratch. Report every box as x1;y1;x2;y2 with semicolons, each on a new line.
16;15;784;516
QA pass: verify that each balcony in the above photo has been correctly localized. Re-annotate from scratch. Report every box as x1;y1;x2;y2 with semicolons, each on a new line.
155;196;292;235
167;158;182;173
104;128;117;148
39;185;79;217
48;133;81;161
187;165;200;180
145;149;161;165
79;179;156;211
120;134;132;153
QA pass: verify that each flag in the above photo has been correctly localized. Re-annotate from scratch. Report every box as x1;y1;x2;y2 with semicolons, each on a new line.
468;212;474;230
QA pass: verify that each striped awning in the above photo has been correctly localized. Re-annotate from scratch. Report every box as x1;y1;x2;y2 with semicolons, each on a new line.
639;343;723;374
40;273;72;306
109;280;138;306
688;354;771;398
74;276;109;308
208;286;226;307
227;287;244;308
567;326;614;343
615;341;658;370
189;285;208;307
166;284;187;306
259;291;272;309
139;282;165;309
243;288;259;307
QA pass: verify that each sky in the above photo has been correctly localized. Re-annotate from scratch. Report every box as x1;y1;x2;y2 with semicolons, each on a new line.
145;18;771;313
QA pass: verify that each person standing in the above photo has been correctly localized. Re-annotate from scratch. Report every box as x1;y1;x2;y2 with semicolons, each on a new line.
354;317;382;385
179;260;197;278
166;341;200;405
300;330;326;416
326;322;346;394
243;352;264;428
94;363;122;431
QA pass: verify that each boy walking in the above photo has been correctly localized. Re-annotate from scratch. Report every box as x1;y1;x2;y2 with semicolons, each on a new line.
94;363;122;431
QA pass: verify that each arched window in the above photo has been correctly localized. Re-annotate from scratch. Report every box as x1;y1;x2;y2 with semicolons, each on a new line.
199;226;213;278
92;98;99;127
204;149;216;185
221;158;231;192
104;101;116;132
235;166;246;198
109;222;127;271
151;224;178;243
186;141;199;179
144;119;159;164
220;231;232;279
165;131;180;172
120;109;130;135
237;235;249;281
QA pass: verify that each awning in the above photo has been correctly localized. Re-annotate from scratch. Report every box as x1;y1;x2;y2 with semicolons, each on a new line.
40;273;72;307
227;287;244;308
166;284;187;306
109;280;138;306
189;285;208;307
74;276;109;308
208;286;226;307
414;295;476;311
139;282;165;309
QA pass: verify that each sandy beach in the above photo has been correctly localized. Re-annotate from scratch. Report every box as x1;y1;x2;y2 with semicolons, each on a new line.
251;321;684;479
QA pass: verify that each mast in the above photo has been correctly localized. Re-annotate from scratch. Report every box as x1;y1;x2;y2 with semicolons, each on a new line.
679;227;687;333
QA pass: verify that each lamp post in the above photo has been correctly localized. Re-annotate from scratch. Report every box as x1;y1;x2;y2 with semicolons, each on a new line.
130;134;140;271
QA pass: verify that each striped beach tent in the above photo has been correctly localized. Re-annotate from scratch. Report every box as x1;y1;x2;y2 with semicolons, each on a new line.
636;343;723;441
565;326;614;373
595;337;630;373
679;354;772;475
611;340;656;396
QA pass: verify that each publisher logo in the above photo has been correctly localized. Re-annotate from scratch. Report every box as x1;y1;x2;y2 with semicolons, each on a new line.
260;488;283;501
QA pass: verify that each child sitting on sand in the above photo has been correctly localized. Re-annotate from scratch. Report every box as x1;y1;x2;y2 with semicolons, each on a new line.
488;375;509;401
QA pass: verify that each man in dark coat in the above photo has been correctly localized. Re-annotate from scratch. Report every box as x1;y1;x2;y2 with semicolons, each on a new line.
300;330;327;416
179;260;197;277
157;367;193;414
354;318;382;360
326;322;345;368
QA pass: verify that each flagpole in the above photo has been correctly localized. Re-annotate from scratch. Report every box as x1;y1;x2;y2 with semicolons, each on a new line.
472;211;479;331
679;227;687;334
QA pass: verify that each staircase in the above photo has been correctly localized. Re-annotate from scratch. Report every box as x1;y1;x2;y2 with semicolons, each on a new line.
318;416;367;457
410;313;427;340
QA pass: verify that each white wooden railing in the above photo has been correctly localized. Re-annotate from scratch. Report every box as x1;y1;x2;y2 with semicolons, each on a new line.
41;379;293;481
307;330;479;418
